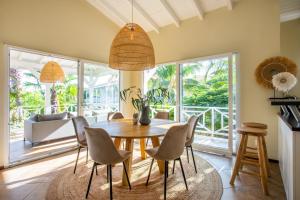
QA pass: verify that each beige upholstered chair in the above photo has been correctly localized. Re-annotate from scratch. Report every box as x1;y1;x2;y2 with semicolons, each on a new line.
146;111;170;146
72;116;90;174
107;112;124;120
154;111;169;120
174;115;200;173
84;127;131;199
107;112;115;121
145;124;189;200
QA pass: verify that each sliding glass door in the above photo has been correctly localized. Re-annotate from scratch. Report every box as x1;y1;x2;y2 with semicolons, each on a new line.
144;53;237;156
8;48;79;164
81;62;120;123
144;63;177;120
7;46;121;165
179;54;237;155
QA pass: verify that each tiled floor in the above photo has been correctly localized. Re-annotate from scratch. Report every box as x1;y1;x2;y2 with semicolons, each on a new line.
0;145;286;200
9;135;77;164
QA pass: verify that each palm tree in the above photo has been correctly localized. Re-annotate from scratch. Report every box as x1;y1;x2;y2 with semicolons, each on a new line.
23;72;45;97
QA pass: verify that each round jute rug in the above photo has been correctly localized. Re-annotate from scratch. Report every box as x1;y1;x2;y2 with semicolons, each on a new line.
46;155;223;200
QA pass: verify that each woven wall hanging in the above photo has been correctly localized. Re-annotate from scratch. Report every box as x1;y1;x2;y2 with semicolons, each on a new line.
255;56;297;89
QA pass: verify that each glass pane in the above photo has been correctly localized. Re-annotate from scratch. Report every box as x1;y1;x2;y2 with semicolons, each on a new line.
181;57;232;150
83;63;119;124
144;64;176;120
9;49;78;163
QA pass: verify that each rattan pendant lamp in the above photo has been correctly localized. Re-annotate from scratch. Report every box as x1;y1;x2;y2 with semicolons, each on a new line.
109;0;155;71
40;61;65;83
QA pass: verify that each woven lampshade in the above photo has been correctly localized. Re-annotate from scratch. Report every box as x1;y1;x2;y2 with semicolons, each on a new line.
109;23;155;71
40;61;65;83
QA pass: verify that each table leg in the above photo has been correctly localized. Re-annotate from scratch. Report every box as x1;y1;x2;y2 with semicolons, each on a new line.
151;137;164;174
140;139;146;159
114;138;121;149
122;138;134;186
112;138;122;167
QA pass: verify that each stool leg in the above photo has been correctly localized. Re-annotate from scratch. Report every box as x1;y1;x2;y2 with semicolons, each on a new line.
257;136;269;195
230;134;246;185
262;137;271;177
240;135;248;172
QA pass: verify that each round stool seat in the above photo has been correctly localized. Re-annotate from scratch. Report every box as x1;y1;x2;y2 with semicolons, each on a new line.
242;122;267;129
237;127;267;136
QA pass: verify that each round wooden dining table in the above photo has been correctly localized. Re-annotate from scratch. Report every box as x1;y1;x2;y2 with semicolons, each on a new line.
92;118;178;186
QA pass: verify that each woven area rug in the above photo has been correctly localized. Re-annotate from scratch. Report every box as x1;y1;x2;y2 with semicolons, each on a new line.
46;155;223;200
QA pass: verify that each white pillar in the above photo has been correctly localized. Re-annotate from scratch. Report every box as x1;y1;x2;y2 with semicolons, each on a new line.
45;84;51;114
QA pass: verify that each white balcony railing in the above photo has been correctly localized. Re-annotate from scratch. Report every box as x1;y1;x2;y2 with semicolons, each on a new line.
150;105;236;140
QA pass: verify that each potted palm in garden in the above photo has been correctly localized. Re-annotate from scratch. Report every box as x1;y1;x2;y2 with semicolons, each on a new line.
120;86;170;125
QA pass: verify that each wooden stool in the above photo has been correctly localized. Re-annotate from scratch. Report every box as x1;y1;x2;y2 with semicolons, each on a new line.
241;122;271;177
230;126;269;195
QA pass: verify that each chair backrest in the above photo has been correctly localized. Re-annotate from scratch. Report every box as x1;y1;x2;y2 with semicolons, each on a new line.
156;123;189;161
84;127;122;165
107;112;115;121
154;111;169;120
186;115;200;144
72;116;89;145
108;112;124;120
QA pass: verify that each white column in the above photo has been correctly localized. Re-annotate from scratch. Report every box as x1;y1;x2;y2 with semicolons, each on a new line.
45;84;51;114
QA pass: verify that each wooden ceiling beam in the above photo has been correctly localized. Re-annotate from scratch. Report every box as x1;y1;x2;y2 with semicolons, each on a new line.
159;0;180;27
87;0;127;27
191;0;204;20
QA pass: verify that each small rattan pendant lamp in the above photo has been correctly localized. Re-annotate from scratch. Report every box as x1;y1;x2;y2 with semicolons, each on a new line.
40;61;65;83
109;0;155;71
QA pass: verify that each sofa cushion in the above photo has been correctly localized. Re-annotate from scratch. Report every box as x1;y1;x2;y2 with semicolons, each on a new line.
37;112;67;122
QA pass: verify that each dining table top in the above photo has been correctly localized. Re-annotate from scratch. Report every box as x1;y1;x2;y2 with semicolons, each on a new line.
92;118;180;139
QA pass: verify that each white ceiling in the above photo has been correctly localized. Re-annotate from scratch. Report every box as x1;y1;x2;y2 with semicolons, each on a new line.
280;0;300;22
86;0;237;33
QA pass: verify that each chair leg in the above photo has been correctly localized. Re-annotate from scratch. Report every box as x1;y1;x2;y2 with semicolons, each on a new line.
179;157;188;190
146;138;149;146
95;165;98;176
186;146;189;163
190;145;197;173
146;158;154;186
166;161;169;178
107;165;109;183
109;165;113;200
85;162;96;199
74;146;81;174
123;161;131;190
164;160;168;200
86;147;89;164
172;160;176;174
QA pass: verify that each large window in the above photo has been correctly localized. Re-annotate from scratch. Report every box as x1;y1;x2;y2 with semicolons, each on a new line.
82;62;119;123
144;53;237;156
7;47;120;165
144;63;177;120
9;48;78;163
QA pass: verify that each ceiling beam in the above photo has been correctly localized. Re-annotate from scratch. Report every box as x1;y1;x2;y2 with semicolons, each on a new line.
159;0;180;27
280;9;300;22
128;0;160;33
191;0;204;20
86;0;127;27
226;0;233;10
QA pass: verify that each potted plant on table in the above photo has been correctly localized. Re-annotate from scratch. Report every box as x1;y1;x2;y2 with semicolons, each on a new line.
120;86;171;125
